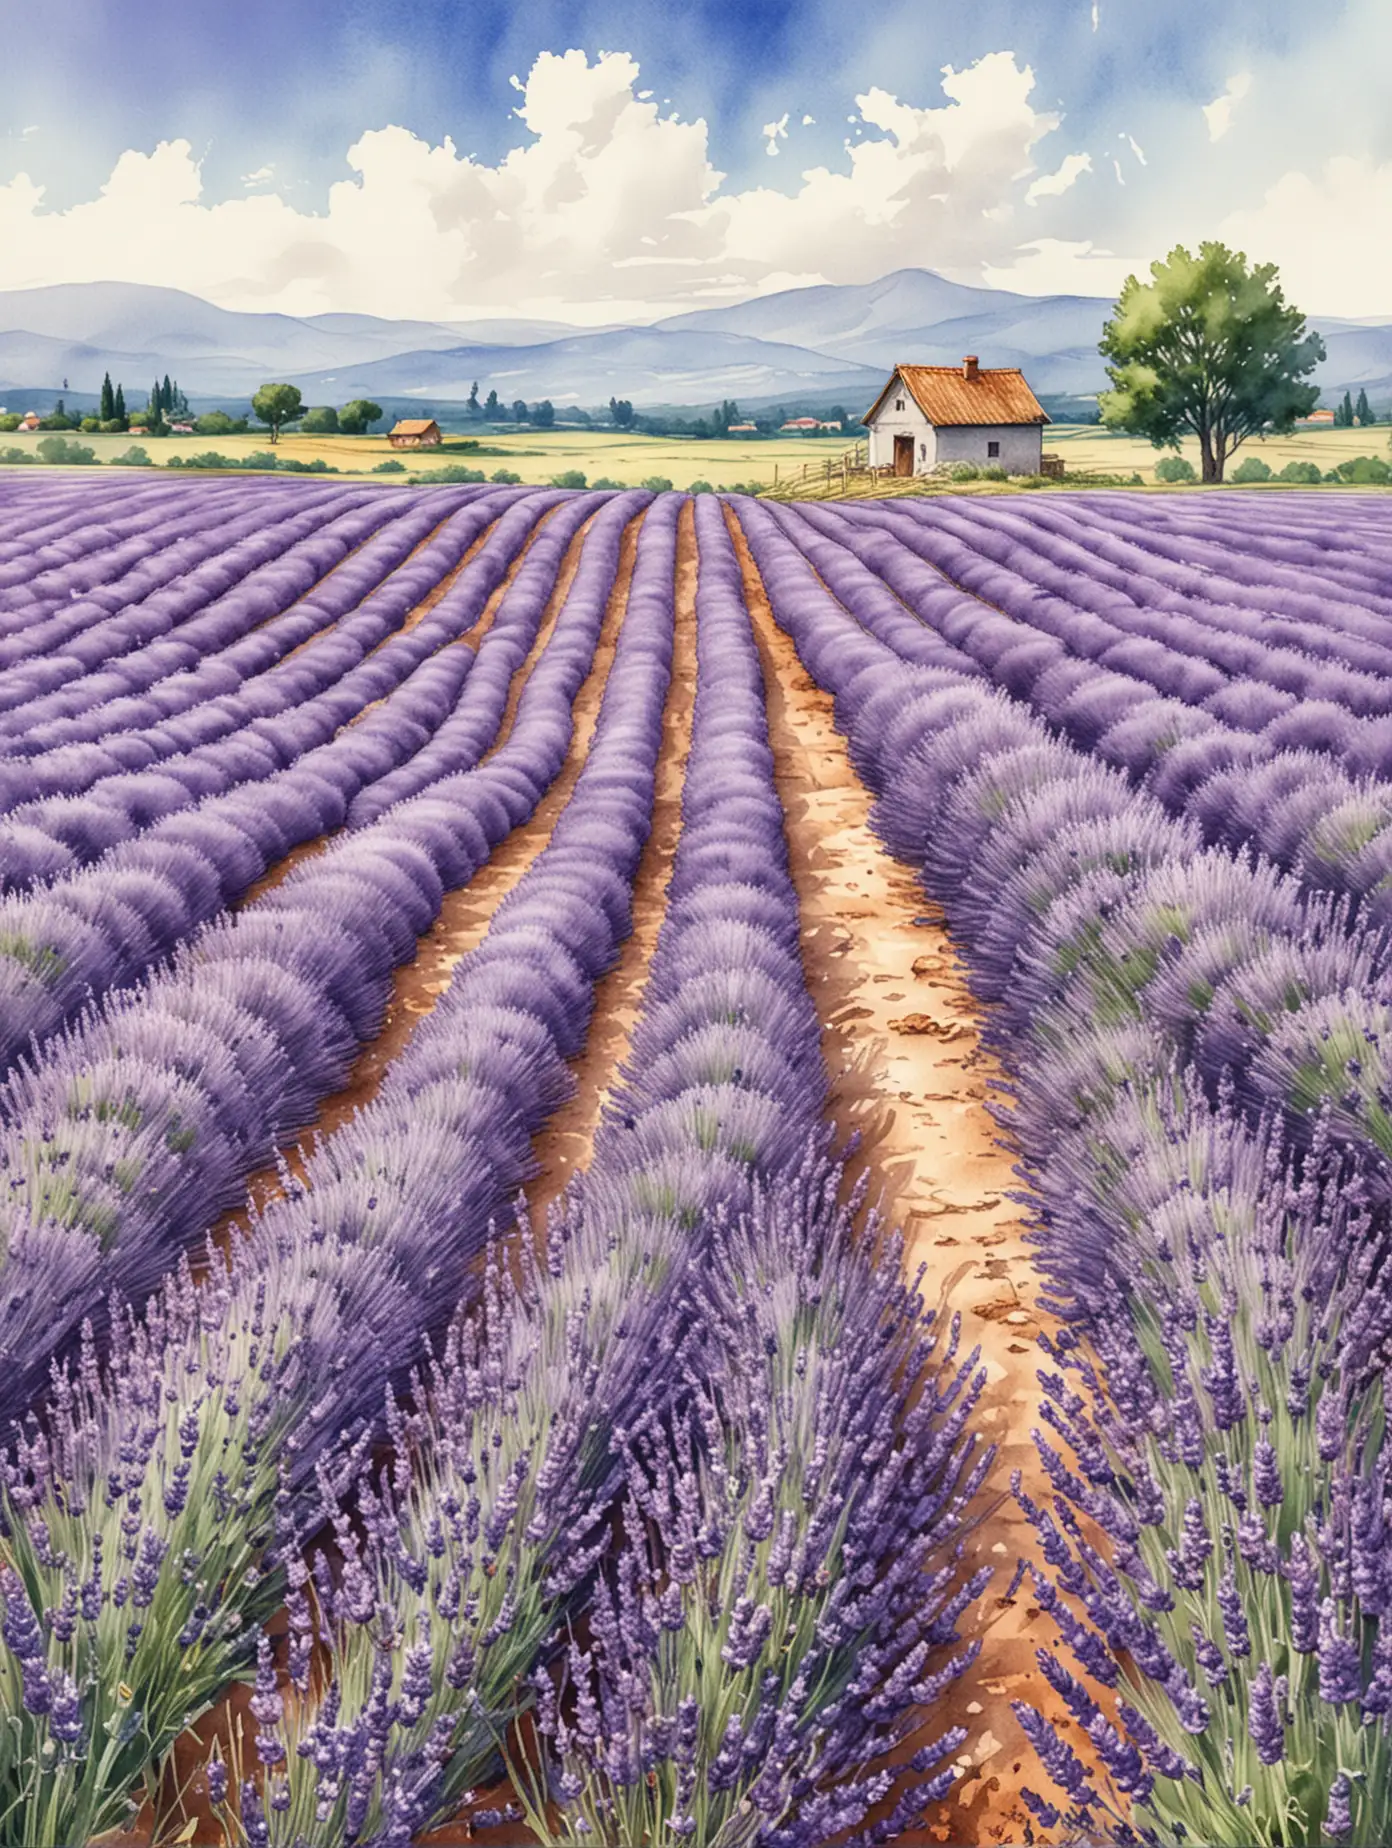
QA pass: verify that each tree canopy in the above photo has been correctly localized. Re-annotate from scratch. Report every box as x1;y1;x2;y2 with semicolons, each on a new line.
1099;242;1324;481
338;399;383;434
251;383;304;444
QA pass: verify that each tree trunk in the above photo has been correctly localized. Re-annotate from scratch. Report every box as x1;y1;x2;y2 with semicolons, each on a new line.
1198;424;1220;482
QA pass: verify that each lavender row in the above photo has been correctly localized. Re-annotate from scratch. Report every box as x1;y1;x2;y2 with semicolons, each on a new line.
1031;489;1392;627
0;482;256;633
0;484;381;699
0;479;283;623
0;488;534;890
807;499;1392;768
212;495;990;1847
0;494;678;1848
900;493;1392;672
772;500;1392;929
0;477;319;580
0;485;490;761
0;489;576;1075
0;493;642;1429
736;496;1392;1843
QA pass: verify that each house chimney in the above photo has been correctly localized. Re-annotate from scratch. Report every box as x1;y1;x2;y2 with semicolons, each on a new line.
963;355;979;382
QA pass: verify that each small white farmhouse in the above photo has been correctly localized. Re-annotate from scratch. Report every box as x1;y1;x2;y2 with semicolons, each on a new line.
864;356;1049;477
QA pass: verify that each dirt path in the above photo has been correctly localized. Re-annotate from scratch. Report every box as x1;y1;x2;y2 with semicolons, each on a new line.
237;499;559;905
729;504;1071;1848
108;511;647;1848
213;505;640;1238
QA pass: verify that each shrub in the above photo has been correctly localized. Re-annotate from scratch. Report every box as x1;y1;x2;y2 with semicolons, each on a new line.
489;468;521;484
592;476;624;489
192;411;245;437
1155;454;1197;482
98;419;128;434
949;461;981;481
1230;454;1273;481
0;446;35;465
108;445;151;467
640;475;674;492
372;459;407;474
299;406;339;434
35;434;98;466
980;463;1009;481
1338;454;1391;483
688;478;714;493
1279;459;1323;483
409;464;485;484
78;417;102;434
242;451;278;470
1324;467;1342;481
0;414;19;432
183;451;238;470
37;412;76;431
551;469;587;489
275;456;336;473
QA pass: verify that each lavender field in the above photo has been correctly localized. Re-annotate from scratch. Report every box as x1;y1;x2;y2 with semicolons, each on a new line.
0;472;1388;1847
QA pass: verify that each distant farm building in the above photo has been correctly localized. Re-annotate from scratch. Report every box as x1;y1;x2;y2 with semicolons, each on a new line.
864;358;1048;477
1300;409;1336;425
388;419;443;449
17;412;39;432
169;422;194;434
726;422;758;433
780;417;822;433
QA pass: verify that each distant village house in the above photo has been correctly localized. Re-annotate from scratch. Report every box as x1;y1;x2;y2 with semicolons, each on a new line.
17;412;39;432
1300;408;1336;425
864;357;1048;476
726;422;758;433
388;418;443;449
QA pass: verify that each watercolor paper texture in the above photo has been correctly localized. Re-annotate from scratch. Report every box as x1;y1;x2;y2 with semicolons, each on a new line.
0;8;1391;1848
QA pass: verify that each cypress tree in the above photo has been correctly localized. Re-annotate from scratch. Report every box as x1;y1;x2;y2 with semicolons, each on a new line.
99;372;114;421
1337;390;1355;427
1356;387;1375;426
161;373;173;414
114;383;126;421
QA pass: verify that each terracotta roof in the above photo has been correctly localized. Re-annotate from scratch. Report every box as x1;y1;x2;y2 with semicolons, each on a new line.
389;418;440;435
865;366;1049;428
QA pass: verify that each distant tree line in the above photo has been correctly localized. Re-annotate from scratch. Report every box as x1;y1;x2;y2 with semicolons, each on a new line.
1333;388;1378;427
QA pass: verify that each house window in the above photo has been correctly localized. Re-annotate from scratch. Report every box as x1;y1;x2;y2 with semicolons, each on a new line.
895;398;905;411
987;440;1000;458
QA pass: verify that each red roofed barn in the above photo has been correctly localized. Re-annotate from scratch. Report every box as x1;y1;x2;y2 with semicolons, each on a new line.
863;357;1049;477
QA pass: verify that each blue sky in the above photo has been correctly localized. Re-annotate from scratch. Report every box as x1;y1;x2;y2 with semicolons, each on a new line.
3;0;1391;320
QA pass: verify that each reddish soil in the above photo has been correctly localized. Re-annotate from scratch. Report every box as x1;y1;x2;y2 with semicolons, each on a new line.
93;498;1096;1847
730;504;1076;1848
238;499;556;905
215;504;630;1239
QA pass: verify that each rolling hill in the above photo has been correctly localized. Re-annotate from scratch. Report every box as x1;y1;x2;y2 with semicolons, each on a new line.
0;273;1388;413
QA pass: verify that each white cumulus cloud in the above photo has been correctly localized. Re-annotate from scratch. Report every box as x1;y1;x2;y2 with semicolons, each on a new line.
1220;154;1392;316
762;112;789;155
1203;71;1252;142
1026;151;1091;203
0;47;1074;321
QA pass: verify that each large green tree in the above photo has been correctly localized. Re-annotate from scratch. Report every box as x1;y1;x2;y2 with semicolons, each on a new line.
1099;242;1324;481
338;399;383;434
251;382;304;444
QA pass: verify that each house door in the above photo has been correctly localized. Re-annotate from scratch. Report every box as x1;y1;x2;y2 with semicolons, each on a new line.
893;434;914;477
